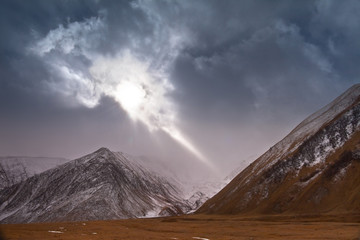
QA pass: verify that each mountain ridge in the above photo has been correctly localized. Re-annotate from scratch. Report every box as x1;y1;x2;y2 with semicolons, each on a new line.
198;84;360;215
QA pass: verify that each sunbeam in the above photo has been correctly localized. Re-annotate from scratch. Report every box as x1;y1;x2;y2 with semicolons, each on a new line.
162;127;217;171
29;16;216;172
89;52;216;171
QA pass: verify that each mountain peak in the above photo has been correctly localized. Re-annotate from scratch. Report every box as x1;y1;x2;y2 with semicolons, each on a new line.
0;148;192;223
94;147;112;154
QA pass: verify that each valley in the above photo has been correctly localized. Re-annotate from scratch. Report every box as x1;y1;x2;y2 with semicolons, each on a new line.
1;214;359;240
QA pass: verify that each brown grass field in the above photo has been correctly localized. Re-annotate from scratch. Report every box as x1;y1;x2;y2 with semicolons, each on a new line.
1;214;359;240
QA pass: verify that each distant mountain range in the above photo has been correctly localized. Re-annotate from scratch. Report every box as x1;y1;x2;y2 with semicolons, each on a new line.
198;84;360;216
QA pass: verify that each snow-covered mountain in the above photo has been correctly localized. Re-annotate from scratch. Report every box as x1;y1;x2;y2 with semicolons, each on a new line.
180;180;228;212
107;153;226;212
102;152;229;213
198;84;360;215
0;156;69;189
0;148;192;223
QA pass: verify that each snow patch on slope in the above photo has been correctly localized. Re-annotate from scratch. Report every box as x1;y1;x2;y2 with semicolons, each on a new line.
252;84;360;174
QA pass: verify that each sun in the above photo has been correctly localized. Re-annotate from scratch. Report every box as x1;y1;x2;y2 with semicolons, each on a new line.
90;53;214;170
115;81;146;117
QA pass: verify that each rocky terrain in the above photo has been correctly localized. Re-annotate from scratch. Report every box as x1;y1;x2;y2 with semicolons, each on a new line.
198;84;360;215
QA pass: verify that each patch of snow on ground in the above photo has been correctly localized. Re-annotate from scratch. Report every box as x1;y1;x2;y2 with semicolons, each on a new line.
312;145;322;166
142;208;160;218
297;171;321;187
334;166;349;182
48;231;63;234
193;237;210;240
346;123;354;137
138;196;161;218
311;134;335;167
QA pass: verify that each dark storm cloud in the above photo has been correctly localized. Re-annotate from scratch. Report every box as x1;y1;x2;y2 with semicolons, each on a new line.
165;1;341;120
0;0;130;154
1;0;360;177
0;0;150;117
309;0;360;82
132;0;360;172
0;0;97;107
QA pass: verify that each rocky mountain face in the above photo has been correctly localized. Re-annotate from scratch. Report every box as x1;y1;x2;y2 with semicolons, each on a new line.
0;148;192;223
198;84;360;215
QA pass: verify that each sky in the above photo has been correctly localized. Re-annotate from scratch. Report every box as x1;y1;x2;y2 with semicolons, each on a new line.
1;0;360;179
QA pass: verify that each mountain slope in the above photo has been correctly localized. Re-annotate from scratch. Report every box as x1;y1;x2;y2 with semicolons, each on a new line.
198;84;360;215
0;157;69;189
0;148;190;223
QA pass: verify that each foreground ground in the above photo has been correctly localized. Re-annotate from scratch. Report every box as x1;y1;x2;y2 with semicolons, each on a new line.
1;214;360;240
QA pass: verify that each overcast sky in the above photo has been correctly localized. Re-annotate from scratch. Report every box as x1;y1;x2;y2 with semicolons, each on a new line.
1;0;359;179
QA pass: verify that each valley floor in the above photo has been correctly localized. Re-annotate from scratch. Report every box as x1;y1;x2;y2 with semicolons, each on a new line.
1;214;360;240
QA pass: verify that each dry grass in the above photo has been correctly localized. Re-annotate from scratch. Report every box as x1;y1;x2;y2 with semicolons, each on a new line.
1;214;360;240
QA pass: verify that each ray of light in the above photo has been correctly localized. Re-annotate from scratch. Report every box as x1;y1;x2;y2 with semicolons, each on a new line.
162;127;217;171
30;17;216;172
89;52;217;172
